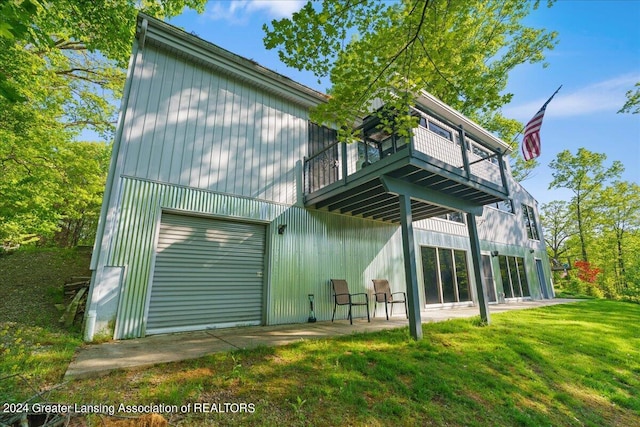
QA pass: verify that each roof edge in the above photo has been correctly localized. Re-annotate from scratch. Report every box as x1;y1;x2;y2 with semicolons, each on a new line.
136;13;328;108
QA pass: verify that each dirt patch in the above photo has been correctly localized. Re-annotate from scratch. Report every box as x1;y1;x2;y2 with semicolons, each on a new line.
0;247;92;330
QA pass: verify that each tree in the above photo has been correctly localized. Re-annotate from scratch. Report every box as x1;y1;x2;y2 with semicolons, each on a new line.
598;181;640;290
263;0;557;155
548;148;623;263
619;81;639;114
0;0;208;245
53;141;112;247
540;200;575;265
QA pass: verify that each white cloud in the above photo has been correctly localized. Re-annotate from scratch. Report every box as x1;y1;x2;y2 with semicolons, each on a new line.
205;0;305;24
504;73;640;121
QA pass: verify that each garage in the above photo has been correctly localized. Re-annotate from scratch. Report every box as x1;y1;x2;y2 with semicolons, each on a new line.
145;213;266;335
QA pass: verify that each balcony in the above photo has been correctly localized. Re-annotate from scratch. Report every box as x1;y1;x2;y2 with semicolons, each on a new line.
303;119;510;223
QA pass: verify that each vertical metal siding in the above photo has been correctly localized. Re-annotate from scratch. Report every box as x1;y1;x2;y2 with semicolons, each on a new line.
415;218;469;236
267;209;405;324
108;177;288;338
104;177;407;337
120;45;307;205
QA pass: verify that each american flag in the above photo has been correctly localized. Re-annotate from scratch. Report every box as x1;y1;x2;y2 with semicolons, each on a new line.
522;86;561;161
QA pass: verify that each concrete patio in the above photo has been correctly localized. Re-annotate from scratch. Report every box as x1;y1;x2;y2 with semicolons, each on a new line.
64;299;581;380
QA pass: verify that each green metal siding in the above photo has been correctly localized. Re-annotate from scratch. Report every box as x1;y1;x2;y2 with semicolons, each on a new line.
119;45;308;205
268;209;404;324
108;177;287;338
105;176;405;338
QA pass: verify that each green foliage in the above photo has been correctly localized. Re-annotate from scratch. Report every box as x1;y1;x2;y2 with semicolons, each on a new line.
560;276;586;296
263;0;557;146
541;199;575;263
543;149;639;300
618;81;639;114
0;0;209;246
0;136;111;246
548;148;624;263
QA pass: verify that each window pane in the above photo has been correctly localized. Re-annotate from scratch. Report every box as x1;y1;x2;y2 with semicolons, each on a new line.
440;249;456;303
499;200;513;213
472;144;489;159
517;257;530;297
428;121;452;141
508;256;521;297
522;205;533;239
454;250;470;302
527;206;540;240
448;211;465;223
482;255;497;302
357;141;380;170
499;255;513;298
421;247;440;304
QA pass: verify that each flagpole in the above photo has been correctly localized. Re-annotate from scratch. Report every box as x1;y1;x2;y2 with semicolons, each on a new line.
510;84;562;145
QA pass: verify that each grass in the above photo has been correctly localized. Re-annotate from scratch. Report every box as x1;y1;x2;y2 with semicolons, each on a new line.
2;249;639;426
0;247;89;402
53;300;640;426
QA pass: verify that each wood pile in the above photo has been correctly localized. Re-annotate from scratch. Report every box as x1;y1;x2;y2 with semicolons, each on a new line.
56;276;91;327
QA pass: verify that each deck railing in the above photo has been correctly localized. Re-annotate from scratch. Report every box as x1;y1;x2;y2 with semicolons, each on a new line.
304;125;507;195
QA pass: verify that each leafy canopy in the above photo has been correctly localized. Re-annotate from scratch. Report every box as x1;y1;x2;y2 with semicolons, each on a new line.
0;0;208;245
548;148;624;263
619;81;640;114
263;0;557;151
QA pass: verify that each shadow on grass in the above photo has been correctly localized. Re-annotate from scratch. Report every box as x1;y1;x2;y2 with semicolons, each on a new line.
49;300;640;427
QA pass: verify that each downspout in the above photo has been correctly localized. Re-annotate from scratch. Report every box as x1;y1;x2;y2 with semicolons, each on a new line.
84;18;148;341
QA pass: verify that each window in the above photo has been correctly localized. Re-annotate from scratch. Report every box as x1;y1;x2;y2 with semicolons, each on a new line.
516;257;530;297
488;199;514;214
437;211;465;223
522;204;540;240
497;255;530;298
421;247;440;304
427;121;453;141
454;250;470;301
472;144;490;159
362;115;408;159
421;247;472;304
416;111;454;141
356;140;380;170
470;142;498;165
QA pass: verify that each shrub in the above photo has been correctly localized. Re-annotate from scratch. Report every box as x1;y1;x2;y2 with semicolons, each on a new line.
584;282;604;298
563;276;586;296
574;260;601;283
597;276;619;299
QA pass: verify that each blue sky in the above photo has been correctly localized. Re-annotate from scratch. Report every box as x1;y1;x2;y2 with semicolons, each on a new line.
169;0;640;206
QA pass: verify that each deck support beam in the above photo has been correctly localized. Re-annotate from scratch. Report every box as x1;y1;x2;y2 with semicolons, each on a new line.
466;212;491;324
398;193;423;340
380;175;483;216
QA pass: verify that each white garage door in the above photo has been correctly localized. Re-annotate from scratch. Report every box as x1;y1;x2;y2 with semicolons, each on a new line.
146;213;266;335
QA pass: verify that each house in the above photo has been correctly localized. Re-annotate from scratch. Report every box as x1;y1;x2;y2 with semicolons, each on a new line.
84;13;554;341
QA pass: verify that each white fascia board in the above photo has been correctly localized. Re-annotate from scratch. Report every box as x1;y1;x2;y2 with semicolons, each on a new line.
137;13;327;109
417;91;512;153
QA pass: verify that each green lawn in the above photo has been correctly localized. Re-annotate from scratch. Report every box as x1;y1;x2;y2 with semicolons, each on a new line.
1;249;639;426
56;300;640;426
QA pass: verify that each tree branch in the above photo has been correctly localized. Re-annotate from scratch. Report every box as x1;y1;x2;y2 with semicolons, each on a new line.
357;0;431;107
